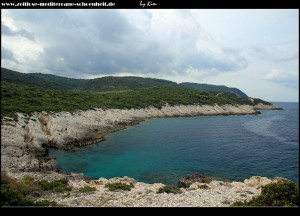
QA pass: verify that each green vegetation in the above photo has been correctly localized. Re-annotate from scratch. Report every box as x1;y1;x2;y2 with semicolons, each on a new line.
2;67;250;97
1;67;273;120
38;179;72;192
179;82;248;98
78;186;96;193
1;81;256;119
157;185;182;194
252;98;272;105
1;67;87;90
1;173;61;206
105;182;134;191
231;180;299;207
1;184;59;207
1;68;176;92
80;76;176;92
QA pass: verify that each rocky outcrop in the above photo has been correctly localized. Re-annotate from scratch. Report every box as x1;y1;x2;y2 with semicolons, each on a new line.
254;103;283;110
178;173;212;188
243;176;287;189
1;104;281;174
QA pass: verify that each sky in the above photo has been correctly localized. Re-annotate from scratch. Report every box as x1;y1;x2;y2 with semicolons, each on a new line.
1;9;299;102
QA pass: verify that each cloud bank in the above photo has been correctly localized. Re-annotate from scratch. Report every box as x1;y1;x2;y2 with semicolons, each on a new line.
1;9;299;101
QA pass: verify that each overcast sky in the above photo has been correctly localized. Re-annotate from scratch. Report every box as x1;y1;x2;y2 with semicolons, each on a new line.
1;9;299;102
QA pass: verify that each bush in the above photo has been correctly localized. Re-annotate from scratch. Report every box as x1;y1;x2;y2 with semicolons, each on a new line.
1;173;62;206
1;173;19;186
1;184;33;206
1;184;58;206
17;175;41;195
78;186;96;193
33;199;59;206
38;179;72;192
157;185;181;194
232;180;299;207
105;182;134;192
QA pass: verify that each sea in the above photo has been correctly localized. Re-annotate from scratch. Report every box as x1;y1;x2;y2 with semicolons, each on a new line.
49;102;299;185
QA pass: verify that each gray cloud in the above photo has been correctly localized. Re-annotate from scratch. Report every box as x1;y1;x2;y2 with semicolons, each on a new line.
3;10;248;78
251;45;298;62
1;22;35;41
1;46;18;63
2;9;298;102
265;69;298;89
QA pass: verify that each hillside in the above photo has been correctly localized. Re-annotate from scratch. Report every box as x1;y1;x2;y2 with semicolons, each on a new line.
1;68;175;92
179;82;248;98
2;68;247;96
79;76;176;92
1;68;274;120
1;81;258;119
1;68;87;90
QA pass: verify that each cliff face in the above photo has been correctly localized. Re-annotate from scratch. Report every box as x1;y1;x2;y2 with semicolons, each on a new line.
1;104;280;173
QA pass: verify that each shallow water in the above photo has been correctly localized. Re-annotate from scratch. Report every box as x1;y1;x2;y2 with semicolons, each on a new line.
50;102;299;185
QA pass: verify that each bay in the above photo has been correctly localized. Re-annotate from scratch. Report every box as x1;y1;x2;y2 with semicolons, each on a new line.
50;102;299;185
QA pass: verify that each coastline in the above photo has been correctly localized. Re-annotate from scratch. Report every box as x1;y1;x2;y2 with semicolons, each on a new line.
1;103;281;175
1;103;286;206
1;171;286;207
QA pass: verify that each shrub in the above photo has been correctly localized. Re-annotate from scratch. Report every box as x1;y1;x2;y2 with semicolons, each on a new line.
1;173;18;186
1;173;62;206
1;184;58;206
33;199;59;206
105;182;134;192
1;184;33;206
38;179;71;193
78;186;96;193
17;175;41;195
232;180;299;207
157;185;181;194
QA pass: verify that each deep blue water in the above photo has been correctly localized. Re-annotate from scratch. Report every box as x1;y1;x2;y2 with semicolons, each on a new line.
50;102;299;185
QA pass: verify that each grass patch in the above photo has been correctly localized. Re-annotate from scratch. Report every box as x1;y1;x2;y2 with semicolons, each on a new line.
78;186;96;193
231;180;299;207
105;182;134;192
37;178;71;193
157;185;182;194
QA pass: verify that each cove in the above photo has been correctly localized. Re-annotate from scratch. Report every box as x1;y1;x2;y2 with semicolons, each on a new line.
50;102;299;185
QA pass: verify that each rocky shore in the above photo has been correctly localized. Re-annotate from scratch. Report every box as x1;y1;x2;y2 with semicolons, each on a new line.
43;176;285;207
1;103;285;206
1;103;281;174
2;171;284;207
1;103;280;174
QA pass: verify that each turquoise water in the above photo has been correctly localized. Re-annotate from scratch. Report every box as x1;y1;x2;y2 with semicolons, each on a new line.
50;102;299;185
